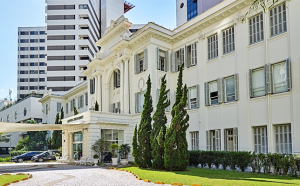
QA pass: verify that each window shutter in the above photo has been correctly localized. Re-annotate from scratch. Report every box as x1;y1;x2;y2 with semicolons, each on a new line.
78;97;80;108
90;79;92;94
85;92;88;106
286;58;291;90
156;89;160;105
196;84;200;108
204;82;210;106
192;43;197;65
224;129;227;151
234;73;239;101
175;51;179;72
143;48;148;71
249;69;253;98
216;130;221;151
134;54;138;74
166;91;171;111
217;78;224;103
113;71;116;88
93;78;95;94
185;45;189;68
157;47;160;70
165;50;169;72
171;51;176;72
66;103;68;114
265;64;272;94
206;130;211;151
233;128;238;151
135;93;139;113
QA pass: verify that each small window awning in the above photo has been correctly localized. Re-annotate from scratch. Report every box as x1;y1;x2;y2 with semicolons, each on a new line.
0;122;89;133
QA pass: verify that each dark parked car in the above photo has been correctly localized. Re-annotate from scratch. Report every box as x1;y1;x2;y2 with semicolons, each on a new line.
32;150;60;162
10;151;42;163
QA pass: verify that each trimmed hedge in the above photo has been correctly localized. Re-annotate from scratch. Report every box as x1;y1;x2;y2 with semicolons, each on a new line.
0;157;11;162
189;151;300;177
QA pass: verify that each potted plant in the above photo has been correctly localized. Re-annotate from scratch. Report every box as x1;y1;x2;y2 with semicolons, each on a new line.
110;143;120;166
55;153;60;161
93;154;99;166
119;144;131;166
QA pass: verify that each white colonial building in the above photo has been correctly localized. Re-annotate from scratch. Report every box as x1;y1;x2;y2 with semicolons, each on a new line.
39;0;300;162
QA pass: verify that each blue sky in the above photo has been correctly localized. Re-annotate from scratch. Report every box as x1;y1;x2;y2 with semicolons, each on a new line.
0;0;176;100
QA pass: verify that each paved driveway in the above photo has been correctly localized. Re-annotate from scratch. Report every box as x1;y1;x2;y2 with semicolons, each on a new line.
0;163;169;186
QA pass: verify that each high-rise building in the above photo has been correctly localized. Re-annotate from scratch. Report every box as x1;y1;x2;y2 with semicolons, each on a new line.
176;0;223;27
17;27;47;99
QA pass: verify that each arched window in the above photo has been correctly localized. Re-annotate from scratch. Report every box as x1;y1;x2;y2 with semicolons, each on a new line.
24;107;27;116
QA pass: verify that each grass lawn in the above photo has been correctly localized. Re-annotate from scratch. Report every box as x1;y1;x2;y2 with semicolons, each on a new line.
0;175;27;185
121;167;300;186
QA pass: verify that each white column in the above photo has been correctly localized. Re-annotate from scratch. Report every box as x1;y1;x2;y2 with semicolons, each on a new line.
99;75;102;111
97;75;101;108
124;59;129;114
95;75;98;103
120;62;124;113
106;84;110;112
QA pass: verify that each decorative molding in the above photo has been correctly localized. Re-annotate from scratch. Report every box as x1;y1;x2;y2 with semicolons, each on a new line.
234;12;245;25
138;77;145;91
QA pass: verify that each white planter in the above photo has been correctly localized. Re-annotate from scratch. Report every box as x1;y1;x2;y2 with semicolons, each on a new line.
111;158;118;166
56;157;60;161
94;159;99;164
120;159;128;166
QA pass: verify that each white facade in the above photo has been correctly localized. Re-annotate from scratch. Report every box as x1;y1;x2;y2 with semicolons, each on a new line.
0;95;43;152
17;27;47;99
40;0;300;161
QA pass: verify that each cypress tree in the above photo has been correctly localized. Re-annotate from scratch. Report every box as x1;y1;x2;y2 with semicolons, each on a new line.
51;113;60;149
73;106;78;115
132;125;141;166
137;75;153;168
151;74;170;169
95;101;99;111
55;107;64;148
172;64;184;117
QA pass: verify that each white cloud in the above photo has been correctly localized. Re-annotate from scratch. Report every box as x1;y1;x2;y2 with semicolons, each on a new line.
0;89;3;92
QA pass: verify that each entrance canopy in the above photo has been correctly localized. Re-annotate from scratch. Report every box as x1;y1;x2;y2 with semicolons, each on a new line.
0;122;89;133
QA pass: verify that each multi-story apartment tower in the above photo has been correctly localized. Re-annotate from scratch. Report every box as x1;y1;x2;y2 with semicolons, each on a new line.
176;0;224;27
17;27;47;99
45;0;131;93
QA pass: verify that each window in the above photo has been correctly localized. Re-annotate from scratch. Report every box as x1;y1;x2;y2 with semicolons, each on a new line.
112;102;121;113
20;63;28;66
209;81;218;105
272;61;288;93
270;3;287;37
24;107;27;116
90;78;95;94
249;68;265;97
20;55;28;58
30;55;38;58
46;104;48;115
224;128;238;151
30;78;38;82
101;129;124;145
39;70;45;74
47;15;75;20
30;39;38;43
20;47;28;51
66;103;68;114
20;86;28;90
47;56;75;60
30;86;38;90
30;70;36;74
39;78;45;82
30;47;38;51
135;92;145;113
249;13;264;45
15;111;17;120
207;130;221;151
40;31;46;35
223;27;235;54
176;48;184;70
113;70;120;88
254;126;268;153
7;115;9;122
57;103;61;112
71;99;75;111
48;35;75;40
208;34;218;60
40;55;46;58
20;39;28;43
134;49;148;74
187;0;198;21
188;85;199;109
20;71;28;74
39;62;46;66
47;5;75;10
20;78;28;82
30;63;37;66
157;48;169;72
40;47;45;50
47;25;75;30
20;31;29;35
191;132;199;150
79;4;88;9
39;86;45;90
30;31;38;35
224;76;235;102
275;124;292;154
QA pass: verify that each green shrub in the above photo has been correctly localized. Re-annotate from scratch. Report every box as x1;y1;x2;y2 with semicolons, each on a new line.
0;157;11;162
236;151;251;172
212;151;222;169
189;151;201;167
220;151;230;170
93;154;99;159
229;151;238;170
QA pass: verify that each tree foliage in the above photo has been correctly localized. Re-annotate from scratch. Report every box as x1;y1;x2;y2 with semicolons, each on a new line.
73;106;79;115
137;75;153;168
95;101;99;111
132;125;141;165
164;64;190;171
151;74;170;169
91;137;110;163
